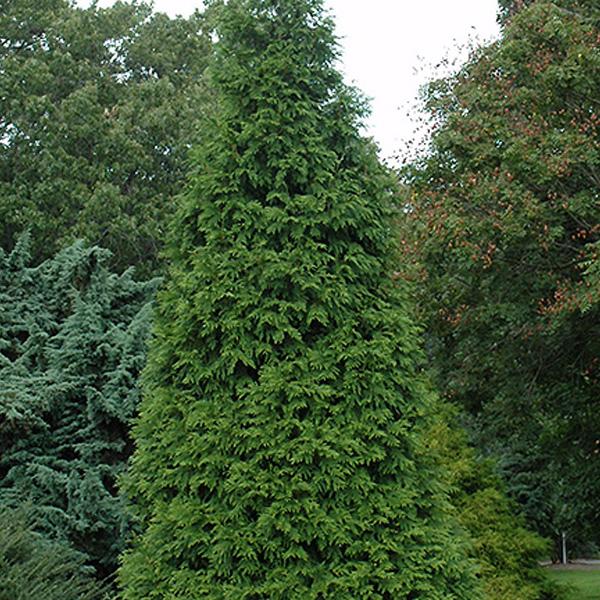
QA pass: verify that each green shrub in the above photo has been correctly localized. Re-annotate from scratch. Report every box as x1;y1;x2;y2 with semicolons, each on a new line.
0;507;111;600
431;407;564;600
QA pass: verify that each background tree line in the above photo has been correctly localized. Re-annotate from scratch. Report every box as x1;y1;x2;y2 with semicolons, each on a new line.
402;0;599;557
0;0;213;276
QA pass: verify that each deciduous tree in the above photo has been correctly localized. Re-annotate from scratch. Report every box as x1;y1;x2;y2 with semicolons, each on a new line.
402;0;599;548
0;0;213;275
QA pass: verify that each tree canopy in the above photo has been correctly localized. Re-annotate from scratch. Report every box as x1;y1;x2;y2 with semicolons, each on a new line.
402;0;599;547
497;0;599;22
0;0;213;275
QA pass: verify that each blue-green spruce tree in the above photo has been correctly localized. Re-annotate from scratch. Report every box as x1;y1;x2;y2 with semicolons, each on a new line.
0;237;157;577
120;1;480;598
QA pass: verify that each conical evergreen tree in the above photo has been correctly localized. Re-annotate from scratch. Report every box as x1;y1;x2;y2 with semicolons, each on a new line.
430;406;561;600
120;1;480;598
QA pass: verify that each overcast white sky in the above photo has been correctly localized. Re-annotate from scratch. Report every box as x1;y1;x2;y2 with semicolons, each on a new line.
80;0;500;162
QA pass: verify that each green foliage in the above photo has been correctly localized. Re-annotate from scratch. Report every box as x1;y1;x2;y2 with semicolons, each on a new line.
431;409;562;600
0;506;110;600
0;0;213;275
402;0;600;546
0;236;157;576
497;0;600;24
120;1;480;598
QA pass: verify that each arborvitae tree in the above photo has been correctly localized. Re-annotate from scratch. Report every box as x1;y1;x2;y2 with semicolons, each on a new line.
401;0;599;549
0;237;157;577
120;1;480;598
0;0;213;275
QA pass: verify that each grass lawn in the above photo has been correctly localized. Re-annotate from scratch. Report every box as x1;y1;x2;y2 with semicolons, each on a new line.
546;569;600;600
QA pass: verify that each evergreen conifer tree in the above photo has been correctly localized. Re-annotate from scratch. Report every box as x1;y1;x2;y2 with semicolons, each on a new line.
431;407;561;600
0;237;157;576
120;1;480;598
